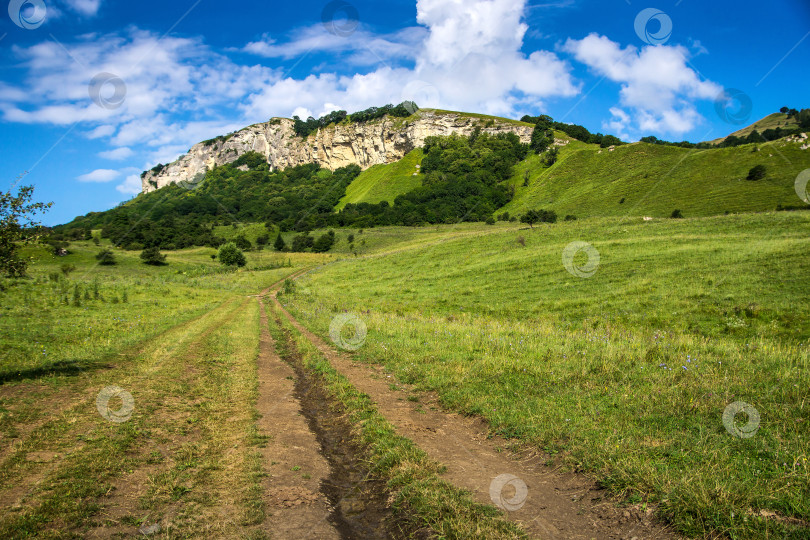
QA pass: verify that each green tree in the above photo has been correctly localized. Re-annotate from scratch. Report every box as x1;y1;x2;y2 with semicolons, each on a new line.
747;165;767;181
140;246;167;265
312;230;336;253
218;242;246;267
95;249;117;265
1;183;52;277
234;234;252;251
274;233;287;252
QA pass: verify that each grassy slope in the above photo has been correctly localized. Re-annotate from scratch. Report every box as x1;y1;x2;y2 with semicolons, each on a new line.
336;149;425;210
500;139;810;218
708;113;800;144
282;213;810;539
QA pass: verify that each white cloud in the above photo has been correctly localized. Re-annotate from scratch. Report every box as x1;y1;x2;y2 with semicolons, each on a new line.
62;0;102;16
562;33;722;136
98;147;134;160
77;168;120;182
116;174;142;195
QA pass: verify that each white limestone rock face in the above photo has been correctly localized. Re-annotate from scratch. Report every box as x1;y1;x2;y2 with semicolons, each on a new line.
140;111;533;193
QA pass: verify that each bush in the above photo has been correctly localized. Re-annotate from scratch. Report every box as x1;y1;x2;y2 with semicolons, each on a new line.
140;246;167;266
274;233;287;252
217;242;246;267
234;234;252;251
564;215;577;221
256;235;269;247
520;209;557;227
291;233;314;252
747;164;767;181
95;249;116;265
671;209;684;219
313;231;336;253
485;216;496;225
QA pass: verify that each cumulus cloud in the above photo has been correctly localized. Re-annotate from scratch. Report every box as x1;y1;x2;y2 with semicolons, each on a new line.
116;174;142;195
62;0;102;16
562;33;722;136
77;168;119;182
98;147;134;160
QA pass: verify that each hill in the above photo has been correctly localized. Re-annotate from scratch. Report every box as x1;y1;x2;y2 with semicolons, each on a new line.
499;137;810;218
336;149;424;210
708;112;799;144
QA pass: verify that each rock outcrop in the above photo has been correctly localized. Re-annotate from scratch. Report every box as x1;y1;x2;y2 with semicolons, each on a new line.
140;110;533;193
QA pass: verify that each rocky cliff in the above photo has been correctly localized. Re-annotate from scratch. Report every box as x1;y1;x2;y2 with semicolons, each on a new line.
140;110;533;193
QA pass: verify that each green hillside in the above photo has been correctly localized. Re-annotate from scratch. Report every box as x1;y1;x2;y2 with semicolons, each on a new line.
499;138;810;219
336;149;424;209
709;112;800;144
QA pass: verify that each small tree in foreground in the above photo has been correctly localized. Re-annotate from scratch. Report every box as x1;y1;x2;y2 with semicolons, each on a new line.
747;164;767;181
274;233;287;252
218;242;246;267
96;249;117;266
671;209;684;219
140;246;167;266
1;183;52;277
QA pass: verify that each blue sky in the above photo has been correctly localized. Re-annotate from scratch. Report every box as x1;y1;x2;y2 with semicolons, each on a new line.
1;0;808;225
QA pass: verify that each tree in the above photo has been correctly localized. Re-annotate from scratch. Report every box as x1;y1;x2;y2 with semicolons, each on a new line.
291;233;314;252
671;209;684;219
95;249;117;265
543;147;559;166
1;183;52;277
273;233;287;252
747;164;767;181
140;246;167;265
521;209;556;227
234;234;252;251
780;106;790;114
312;230;336;253
797;109;810;130
218;242;246;267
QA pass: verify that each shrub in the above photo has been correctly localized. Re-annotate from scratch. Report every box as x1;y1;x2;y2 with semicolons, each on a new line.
291;233;314;253
140;246;167;266
95;249;116;265
671;209;684;219
747;164;767;181
313;231;336;253
234;234;252;251
217;242;246;267
521;209;557;227
564;215;577;221
274;233;287;252
485;216;496;225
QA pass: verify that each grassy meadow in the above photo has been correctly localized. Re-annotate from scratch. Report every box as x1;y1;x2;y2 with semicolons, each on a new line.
1;211;809;538
279;212;810;539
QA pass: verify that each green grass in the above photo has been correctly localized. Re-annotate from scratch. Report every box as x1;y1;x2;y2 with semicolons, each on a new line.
279;212;810;539
336;149;425;210
500;139;810;219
